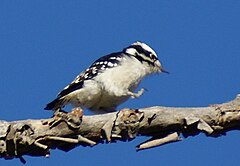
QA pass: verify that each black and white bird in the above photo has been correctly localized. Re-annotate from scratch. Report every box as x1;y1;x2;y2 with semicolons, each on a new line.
45;41;168;114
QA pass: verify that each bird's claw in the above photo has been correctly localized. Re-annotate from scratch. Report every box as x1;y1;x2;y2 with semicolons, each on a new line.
129;88;145;98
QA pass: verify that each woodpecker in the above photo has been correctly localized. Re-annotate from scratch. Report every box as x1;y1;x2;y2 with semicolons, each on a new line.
45;41;168;114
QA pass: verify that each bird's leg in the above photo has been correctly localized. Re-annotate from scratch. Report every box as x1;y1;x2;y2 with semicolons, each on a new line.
53;107;62;116
127;88;145;98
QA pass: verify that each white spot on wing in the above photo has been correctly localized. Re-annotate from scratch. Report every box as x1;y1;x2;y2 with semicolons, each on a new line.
91;66;96;70
107;62;114;67
84;74;89;78
101;65;106;70
116;57;122;61
75;79;80;83
92;70;97;74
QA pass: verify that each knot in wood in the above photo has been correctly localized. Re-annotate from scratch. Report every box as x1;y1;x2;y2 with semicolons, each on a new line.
112;109;144;140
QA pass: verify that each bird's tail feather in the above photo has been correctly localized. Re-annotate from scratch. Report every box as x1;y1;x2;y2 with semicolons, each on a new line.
44;97;64;111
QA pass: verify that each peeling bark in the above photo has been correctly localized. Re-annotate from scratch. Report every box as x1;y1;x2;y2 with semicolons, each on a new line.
0;95;240;163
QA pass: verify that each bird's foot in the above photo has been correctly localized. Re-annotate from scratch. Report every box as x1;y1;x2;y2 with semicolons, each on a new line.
128;88;145;98
43;107;83;129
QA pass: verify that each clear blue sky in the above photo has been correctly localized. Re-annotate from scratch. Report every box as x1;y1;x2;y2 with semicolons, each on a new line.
0;1;240;165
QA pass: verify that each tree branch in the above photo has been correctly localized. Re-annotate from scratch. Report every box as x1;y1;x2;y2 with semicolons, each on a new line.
1;95;240;163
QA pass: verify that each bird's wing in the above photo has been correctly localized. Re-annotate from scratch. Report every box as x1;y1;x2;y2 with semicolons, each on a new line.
57;52;125;98
56;70;88;98
45;52;126;110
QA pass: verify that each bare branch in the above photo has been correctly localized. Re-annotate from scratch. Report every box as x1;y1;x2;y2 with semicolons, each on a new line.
0;94;240;163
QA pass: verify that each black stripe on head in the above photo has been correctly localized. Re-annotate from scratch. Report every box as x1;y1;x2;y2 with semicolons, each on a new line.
128;45;152;57
123;45;157;66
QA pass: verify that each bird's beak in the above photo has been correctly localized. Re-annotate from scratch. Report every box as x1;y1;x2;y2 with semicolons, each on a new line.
154;60;169;74
160;67;169;74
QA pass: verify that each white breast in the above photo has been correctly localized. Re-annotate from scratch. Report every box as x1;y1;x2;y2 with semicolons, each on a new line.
89;56;150;112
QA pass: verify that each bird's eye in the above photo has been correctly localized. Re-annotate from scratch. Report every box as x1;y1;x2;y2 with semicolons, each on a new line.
150;53;154;59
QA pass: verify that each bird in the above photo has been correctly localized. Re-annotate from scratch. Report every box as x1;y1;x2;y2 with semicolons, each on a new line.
45;41;168;114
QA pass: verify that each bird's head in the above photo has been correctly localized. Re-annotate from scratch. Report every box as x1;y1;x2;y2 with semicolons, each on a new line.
123;41;168;74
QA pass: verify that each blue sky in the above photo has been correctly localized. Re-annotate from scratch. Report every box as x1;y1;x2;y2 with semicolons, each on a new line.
0;1;240;165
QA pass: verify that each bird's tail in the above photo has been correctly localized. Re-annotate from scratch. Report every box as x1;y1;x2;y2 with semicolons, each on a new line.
44;97;65;111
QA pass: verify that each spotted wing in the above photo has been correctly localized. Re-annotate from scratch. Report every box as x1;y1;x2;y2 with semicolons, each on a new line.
57;52;124;98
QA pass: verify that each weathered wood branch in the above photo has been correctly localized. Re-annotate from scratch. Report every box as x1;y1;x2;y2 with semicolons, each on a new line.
1;94;240;163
